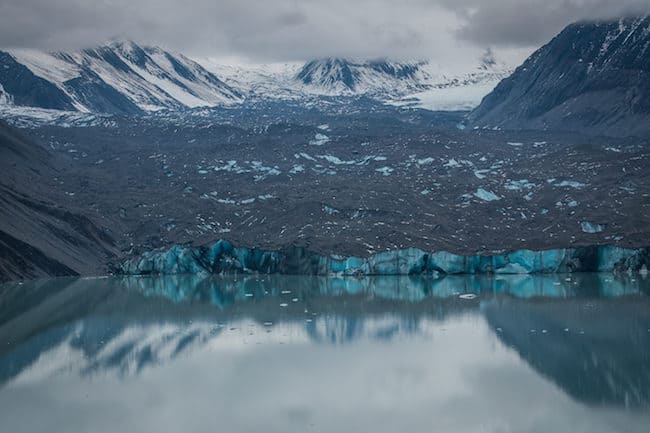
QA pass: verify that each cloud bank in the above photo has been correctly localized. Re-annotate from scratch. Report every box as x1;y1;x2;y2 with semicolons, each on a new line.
0;0;648;62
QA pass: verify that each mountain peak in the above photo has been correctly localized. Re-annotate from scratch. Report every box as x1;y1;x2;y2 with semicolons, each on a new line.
469;16;650;136
295;57;428;94
2;39;242;114
104;37;148;52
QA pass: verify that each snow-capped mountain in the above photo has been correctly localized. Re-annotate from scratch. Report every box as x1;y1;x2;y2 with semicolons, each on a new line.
201;50;512;110
469;16;650;136
0;40;242;114
0;40;513;115
294;58;429;95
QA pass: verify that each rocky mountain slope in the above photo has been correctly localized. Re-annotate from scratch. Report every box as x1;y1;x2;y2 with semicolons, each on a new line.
469;17;650;136
294;58;428;95
0;121;117;282
0;40;242;114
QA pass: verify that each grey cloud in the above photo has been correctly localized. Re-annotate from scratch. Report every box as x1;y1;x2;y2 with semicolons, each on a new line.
0;0;648;61
443;0;650;47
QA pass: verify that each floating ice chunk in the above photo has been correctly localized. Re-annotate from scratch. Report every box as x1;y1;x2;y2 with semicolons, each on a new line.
444;158;461;168
213;160;241;172
568;201;578;207
474;170;489;179
309;133;330;146
507;142;523;146
474;188;500;202
318;154;351;165
317;124;330;131
581;222;605;233
605;147;621;153
323;205;340;215
317;154;387;166
556;180;587;188
296;152;316;161
375;166;394;176
311;167;337;175
417;157;435;165
459;294;477;300
505;179;536;190
250;161;281;178
290;164;305;174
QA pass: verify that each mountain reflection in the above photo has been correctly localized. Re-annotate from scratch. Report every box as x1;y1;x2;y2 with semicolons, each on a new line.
484;298;650;408
0;274;648;409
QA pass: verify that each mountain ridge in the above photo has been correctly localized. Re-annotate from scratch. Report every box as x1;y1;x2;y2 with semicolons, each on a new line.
469;16;650;136
1;40;243;114
0;41;512;114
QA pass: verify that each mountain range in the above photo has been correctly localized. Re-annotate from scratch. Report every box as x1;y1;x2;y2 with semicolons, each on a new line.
0;41;511;114
2;16;650;136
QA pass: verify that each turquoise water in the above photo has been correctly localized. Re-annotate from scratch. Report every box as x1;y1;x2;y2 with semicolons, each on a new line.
0;274;649;433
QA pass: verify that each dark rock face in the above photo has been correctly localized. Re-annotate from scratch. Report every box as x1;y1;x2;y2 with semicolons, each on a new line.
63;72;144;115
295;58;426;93
469;17;650;137
297;58;360;90
0;52;75;110
0;121;117;282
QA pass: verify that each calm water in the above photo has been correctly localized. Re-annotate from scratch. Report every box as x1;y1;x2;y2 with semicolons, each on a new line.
0;274;649;433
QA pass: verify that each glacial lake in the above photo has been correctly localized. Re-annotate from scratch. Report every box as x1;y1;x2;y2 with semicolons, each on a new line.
0;274;649;433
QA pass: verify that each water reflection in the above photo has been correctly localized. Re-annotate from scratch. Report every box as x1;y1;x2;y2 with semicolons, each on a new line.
0;274;649;433
122;273;650;304
484;298;650;408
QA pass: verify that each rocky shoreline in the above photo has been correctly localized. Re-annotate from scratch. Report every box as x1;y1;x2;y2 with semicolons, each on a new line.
118;240;650;276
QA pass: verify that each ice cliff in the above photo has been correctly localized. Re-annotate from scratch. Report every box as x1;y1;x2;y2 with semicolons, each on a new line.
118;241;650;276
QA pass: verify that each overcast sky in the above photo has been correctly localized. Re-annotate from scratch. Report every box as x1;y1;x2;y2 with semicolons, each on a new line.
0;0;648;64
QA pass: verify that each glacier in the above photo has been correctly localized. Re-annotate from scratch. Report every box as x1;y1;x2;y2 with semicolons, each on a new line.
118;241;650;276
